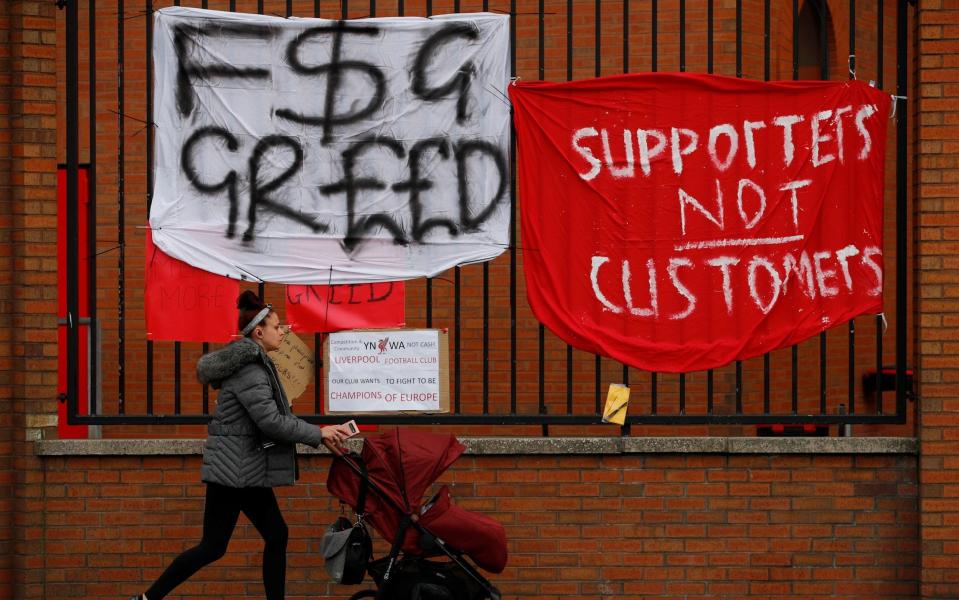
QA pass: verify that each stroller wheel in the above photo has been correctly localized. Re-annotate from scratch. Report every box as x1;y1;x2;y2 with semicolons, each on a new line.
347;590;377;600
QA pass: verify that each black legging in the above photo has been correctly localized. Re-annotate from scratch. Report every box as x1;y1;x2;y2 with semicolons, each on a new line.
146;482;288;600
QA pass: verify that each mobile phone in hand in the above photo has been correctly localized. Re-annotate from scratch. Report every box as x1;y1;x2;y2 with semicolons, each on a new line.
343;420;359;437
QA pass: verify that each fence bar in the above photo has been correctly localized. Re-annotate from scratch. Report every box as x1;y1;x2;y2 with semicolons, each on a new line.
679;375;686;415
483;264;489;413
538;0;546;423
763;355;770;414
793;0;799;79
736;362;742;414
510;0;518;415
147;339;154;414
761;0;770;410
595;356;601;413
764;0;770;80
203;342;210;414
539;325;545;429
735;1;742;68
792;346;798;413
623;0;629;73
895;0;908;421
876;316;883;411
69;412;905;426
679;0;685;72
819;0;829;80
707;371;713;414
707;0;713;73
848;0;857;413
117;0;126;413
88;0;99;418
595;0;601;77
455;268;461;413
66;0;79;424
146;0;155;416
175;344;182;414
878;0;884;88
651;0;657;72
651;373;658;415
426;280;432;328
566;0;573;416
820;333;826;414
313;330;330;414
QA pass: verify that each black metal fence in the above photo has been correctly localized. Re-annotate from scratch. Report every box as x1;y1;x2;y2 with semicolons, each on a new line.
61;0;914;433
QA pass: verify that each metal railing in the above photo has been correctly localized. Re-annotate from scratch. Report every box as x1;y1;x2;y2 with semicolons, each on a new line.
61;0;914;432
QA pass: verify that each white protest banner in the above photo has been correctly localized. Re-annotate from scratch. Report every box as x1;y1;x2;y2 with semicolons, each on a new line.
324;329;448;413
151;8;510;284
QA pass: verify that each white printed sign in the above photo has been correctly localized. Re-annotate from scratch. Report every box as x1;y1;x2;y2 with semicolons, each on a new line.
325;329;447;413
151;7;511;284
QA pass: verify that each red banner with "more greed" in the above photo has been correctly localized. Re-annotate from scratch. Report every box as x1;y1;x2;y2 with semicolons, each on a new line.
510;73;890;373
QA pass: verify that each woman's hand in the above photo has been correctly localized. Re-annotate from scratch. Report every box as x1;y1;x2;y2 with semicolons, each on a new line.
320;424;353;455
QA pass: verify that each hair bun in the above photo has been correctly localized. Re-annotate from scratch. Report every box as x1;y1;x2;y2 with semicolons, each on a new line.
237;290;264;311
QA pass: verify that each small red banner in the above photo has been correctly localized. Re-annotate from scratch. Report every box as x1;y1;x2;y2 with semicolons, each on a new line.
285;283;405;333
145;230;238;342
510;73;890;373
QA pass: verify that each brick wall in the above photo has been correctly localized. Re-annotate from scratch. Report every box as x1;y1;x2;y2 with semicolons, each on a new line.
1;1;59;599
917;2;959;599
31;446;917;599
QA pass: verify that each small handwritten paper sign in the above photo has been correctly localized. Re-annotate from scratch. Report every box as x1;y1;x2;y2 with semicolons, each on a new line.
269;331;314;404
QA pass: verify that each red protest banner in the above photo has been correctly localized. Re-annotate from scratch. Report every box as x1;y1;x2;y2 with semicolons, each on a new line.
285;283;405;333
510;73;890;373
145;230;238;342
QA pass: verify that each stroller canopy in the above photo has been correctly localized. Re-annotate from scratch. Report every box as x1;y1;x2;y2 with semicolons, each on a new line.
327;429;465;534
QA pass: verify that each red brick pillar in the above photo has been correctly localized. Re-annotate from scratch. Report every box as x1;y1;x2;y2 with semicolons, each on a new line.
918;3;959;598
0;1;59;598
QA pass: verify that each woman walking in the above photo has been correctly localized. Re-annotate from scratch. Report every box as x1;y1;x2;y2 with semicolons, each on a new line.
130;290;353;600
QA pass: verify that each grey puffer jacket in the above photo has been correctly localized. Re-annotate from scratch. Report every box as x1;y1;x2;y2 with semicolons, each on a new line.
197;337;323;488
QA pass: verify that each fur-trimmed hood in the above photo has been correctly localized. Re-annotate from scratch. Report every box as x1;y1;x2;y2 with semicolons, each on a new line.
197;337;264;389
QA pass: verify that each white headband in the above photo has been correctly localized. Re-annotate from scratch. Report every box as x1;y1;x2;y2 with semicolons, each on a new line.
241;304;272;336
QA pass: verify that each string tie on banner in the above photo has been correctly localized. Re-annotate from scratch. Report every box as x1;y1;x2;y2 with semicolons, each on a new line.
880;312;888;334
890;95;907;119
848;54;856;80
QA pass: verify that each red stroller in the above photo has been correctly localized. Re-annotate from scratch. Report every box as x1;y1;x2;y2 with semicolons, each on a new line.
327;429;507;600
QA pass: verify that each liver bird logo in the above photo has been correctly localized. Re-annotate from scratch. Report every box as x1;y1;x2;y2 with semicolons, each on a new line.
377;337;389;354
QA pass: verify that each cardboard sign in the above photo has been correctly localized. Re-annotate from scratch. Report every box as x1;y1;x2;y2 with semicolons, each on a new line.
268;331;314;404
324;329;449;414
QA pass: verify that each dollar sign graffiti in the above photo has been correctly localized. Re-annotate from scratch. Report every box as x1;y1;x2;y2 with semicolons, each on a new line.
275;22;385;145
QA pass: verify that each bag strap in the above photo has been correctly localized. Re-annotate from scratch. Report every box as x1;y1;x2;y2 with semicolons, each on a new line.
355;454;369;518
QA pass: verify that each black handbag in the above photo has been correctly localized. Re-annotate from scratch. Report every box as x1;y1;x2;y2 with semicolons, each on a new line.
321;515;372;585
322;454;371;585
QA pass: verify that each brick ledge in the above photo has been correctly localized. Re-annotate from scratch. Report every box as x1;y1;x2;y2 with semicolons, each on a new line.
35;437;917;456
